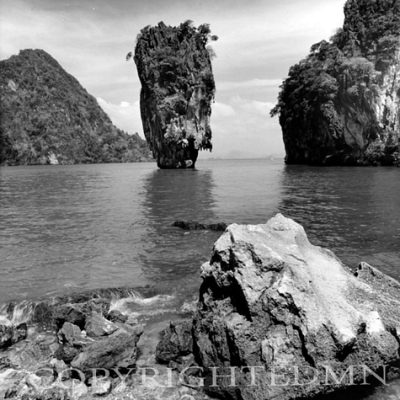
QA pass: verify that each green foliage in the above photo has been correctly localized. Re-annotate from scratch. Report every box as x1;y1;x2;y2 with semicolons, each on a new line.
0;49;153;165
132;21;217;96
272;0;400;164
131;21;216;155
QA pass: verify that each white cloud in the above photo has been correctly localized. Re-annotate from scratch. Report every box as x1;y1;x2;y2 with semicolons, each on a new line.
96;97;143;136
213;102;235;118
205;95;283;159
218;79;282;91
230;96;275;116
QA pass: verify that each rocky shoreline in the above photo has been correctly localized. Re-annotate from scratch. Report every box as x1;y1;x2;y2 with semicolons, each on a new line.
1;215;400;400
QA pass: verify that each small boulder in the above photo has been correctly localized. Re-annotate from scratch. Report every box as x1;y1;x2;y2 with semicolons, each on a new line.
49;358;69;377
156;320;193;364
32;302;55;330
0;324;13;349
57;322;90;347
84;312;118;337
106;310;128;324
89;377;112;396
53;304;86;330
0;323;27;349
12;323;27;344
71;328;143;373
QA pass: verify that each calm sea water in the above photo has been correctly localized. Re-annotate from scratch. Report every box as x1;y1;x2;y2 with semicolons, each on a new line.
0;159;399;305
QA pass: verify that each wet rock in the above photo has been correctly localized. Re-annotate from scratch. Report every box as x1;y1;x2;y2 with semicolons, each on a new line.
12;323;27;343
53;304;86;330
156;320;193;364
0;369;28;399
88;377;112;396
84;311;118;337
193;214;400;399
5;331;60;370
57;322;92;347
0;355;13;370
71;328;143;373
133;21;216;169
106;310;128;324
83;298;110;316
25;370;55;393
31;386;70;400
0;323;27;349
32;302;55;330
0;325;13;349
54;345;80;365
49;358;69;378
68;379;88;398
172;220;227;232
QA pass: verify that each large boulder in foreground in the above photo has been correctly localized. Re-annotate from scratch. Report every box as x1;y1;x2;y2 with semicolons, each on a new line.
193;214;400;399
272;0;400;166
132;21;217;169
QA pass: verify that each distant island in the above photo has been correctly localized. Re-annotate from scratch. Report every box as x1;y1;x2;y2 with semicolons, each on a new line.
0;49;153;166
130;21;217;169
272;0;400;166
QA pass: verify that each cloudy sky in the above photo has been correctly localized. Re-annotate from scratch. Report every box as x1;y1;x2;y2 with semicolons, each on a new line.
0;0;346;159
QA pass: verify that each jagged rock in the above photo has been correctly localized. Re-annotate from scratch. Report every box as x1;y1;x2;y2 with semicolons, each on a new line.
0;323;27;349
193;214;400;399
5;331;60;371
106;310;128;324
53;304;86;330
71;328;143;373
54;345;80;365
57;322;92;347
0;325;14;349
88;377;112;396
0;369;28;399
133;21;217;168
84;312;118;337
272;0;400;166
25;369;55;393
173;220;227;232
32;302;55;330
49;358;69;377
0;49;153;166
28;386;70;400
156;320;193;364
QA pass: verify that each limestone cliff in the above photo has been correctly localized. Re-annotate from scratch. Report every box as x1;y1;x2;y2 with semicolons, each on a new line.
272;0;400;166
0;49;153;165
132;21;217;168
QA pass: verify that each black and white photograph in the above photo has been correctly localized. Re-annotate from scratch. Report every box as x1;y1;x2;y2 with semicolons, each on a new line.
0;0;399;399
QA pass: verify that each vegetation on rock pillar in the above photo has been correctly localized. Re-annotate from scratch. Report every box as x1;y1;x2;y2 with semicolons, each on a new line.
272;0;400;166
129;21;217;169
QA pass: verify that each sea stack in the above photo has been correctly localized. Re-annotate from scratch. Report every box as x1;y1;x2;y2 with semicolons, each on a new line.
132;21;217;169
272;0;400;166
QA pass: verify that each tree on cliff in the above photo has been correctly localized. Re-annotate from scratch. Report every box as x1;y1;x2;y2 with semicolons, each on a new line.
271;0;400;166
